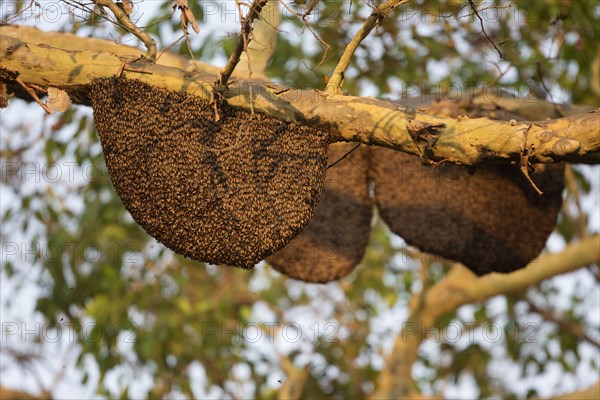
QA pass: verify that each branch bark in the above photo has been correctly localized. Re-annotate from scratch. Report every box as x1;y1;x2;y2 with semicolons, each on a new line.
1;25;599;165
0;386;45;400
545;381;600;400
423;235;600;322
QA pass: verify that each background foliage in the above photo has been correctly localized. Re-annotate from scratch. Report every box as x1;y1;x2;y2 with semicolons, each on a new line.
1;0;599;398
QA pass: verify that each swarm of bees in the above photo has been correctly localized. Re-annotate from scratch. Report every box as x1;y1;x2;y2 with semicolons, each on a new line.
370;147;564;275
91;78;565;281
91;78;329;268
267;143;373;283
267;143;563;279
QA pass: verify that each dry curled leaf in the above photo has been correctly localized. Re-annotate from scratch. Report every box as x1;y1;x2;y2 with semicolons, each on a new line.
174;0;200;35
46;87;71;113
117;0;133;15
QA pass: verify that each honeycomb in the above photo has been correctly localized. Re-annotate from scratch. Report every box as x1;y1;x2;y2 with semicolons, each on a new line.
267;143;373;282
90;77;329;268
0;81;7;108
89;77;565;279
370;147;564;274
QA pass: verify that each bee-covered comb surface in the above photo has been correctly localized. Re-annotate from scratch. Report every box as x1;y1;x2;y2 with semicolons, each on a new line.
267;143;373;282
90;78;329;268
370;147;564;275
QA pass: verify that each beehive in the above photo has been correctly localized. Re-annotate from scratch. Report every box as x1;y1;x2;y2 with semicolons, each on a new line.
267;143;373;282
0;81;7;108
370;147;564;275
90;78;329;268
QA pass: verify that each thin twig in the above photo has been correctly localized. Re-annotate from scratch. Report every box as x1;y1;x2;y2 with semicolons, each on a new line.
302;19;331;70
155;34;187;64
2;67;51;113
299;0;331;68
468;0;503;59
93;0;157;61
525;299;600;349
277;0;331;70
536;61;565;117
1;0;36;23
218;0;269;87
325;0;411;96
519;125;543;195
122;66;153;74
327;143;361;169
238;0;255;115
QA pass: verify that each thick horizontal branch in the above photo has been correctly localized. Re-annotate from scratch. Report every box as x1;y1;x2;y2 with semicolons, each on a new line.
1;25;599;165
546;381;599;400
422;235;600;321
0;25;218;72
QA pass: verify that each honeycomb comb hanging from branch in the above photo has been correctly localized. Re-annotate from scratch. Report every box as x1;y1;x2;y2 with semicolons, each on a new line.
268;114;565;281
90;78;329;268
267;143;373;283
370;147;565;275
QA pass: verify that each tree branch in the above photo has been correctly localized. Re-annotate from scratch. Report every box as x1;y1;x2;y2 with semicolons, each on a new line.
326;0;411;95
373;235;600;398
218;0;269;86
423;235;600;320
93;0;157;61
525;299;600;349
0;25;215;72
1;27;599;165
544;381;600;400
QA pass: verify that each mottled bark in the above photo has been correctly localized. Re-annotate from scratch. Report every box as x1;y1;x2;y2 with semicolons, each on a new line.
1;26;599;165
